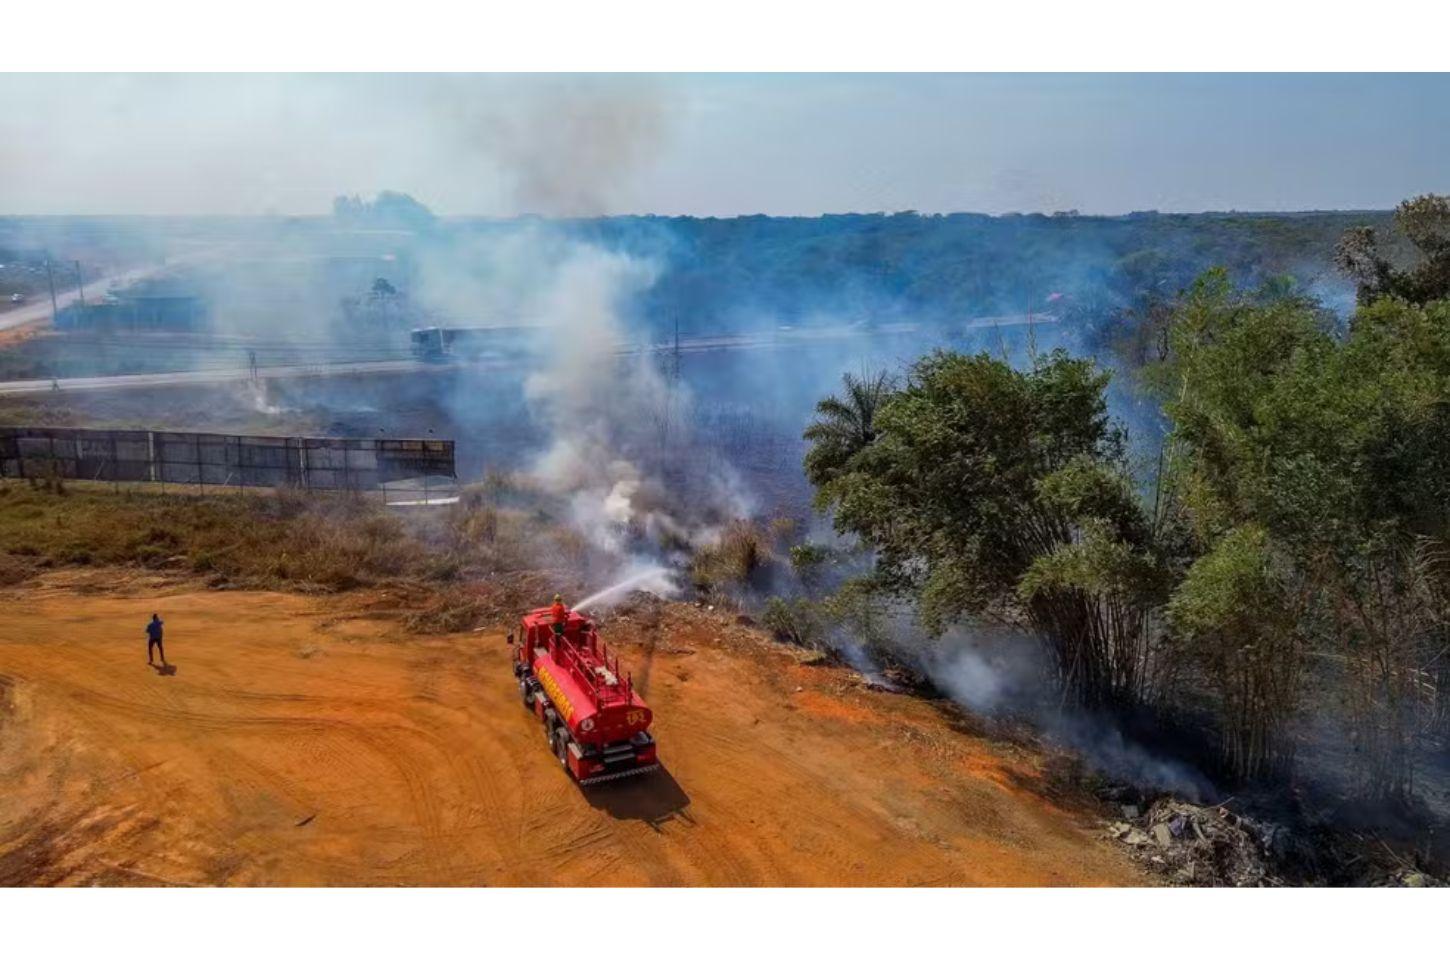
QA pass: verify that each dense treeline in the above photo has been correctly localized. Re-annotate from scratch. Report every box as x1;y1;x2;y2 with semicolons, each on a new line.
803;196;1450;799
2;205;1392;360
563;209;1388;342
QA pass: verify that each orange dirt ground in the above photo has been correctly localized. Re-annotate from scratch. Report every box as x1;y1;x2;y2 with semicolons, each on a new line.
0;570;1147;886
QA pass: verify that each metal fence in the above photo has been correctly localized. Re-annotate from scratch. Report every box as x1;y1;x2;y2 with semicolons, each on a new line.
0;426;455;492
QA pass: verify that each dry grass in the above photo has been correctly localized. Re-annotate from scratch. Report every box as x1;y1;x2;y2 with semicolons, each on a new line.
403;478;613;579
690;519;772;591
399;571;556;634
0;483;425;591
0;474;616;603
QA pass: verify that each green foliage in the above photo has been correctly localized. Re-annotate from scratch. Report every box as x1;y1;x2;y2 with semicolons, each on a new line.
1020;518;1166;608
761;578;893;659
821;577;894;654
800;234;1450;790
1154;269;1450;786
788;542;834;589
1036;455;1148;538
802;371;896;493
1165;524;1302;781
807;347;1166;707
1167;525;1282;638
1160;270;1450;559
760;595;827;649
1336;194;1450;306
823;348;1119;605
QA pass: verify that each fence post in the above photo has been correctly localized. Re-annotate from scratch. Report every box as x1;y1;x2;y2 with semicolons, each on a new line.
149;431;162;494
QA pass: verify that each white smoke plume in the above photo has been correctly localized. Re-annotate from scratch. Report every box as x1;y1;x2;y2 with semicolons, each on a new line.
519;241;750;579
918;624;1214;798
524;246;662;548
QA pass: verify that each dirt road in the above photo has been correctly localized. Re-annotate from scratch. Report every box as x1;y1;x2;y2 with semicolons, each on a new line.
0;572;1145;886
0;263;168;336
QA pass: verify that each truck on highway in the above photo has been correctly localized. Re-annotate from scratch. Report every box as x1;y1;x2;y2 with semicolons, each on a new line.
510;605;659;786
409;324;539;362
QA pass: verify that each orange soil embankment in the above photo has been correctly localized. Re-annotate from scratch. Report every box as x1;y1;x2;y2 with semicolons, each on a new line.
0;571;1147;886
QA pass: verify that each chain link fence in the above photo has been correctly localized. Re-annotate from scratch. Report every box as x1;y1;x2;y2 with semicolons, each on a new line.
0;426;455;493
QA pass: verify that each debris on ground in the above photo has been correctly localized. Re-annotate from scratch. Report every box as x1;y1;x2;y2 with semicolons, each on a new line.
1388;868;1433;887
1102;788;1448;887
1105;797;1276;885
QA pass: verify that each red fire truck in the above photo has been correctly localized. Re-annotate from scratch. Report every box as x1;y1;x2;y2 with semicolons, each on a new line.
510;606;659;785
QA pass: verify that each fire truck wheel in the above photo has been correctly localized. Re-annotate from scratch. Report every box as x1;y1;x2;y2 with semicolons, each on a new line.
554;730;570;769
518;679;533;708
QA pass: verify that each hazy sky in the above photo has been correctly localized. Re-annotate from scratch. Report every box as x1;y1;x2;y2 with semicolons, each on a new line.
1;74;1446;217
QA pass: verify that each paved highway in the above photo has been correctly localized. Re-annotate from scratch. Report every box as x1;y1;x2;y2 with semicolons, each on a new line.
0;314;1059;397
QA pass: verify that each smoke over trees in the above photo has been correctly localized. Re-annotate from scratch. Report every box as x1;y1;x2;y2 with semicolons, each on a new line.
809;350;1170;711
1336;194;1450;306
332;191;438;232
1159;270;1450;788
803;196;1450;798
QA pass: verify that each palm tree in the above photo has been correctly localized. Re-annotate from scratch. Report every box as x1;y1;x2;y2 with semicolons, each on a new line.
803;370;896;487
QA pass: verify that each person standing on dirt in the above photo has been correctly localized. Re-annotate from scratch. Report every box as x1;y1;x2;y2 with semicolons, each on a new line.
145;613;166;666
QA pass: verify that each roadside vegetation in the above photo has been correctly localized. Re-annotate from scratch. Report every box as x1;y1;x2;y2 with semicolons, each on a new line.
797;195;1450;805
0;473;600;603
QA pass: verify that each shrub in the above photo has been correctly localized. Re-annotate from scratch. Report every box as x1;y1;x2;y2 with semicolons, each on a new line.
760;596;827;649
789;542;833;588
691;520;770;589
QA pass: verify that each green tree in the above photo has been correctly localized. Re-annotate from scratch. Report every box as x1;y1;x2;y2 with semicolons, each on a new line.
1336;194;1450;306
809;349;1168;709
1155;270;1450;788
802;371;896;491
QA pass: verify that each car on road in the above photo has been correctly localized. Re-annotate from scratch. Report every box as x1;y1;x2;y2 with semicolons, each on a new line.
8;293;24;304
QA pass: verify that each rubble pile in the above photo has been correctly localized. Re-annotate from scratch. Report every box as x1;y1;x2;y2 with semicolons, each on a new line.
1104;789;1450;886
1106;797;1278;886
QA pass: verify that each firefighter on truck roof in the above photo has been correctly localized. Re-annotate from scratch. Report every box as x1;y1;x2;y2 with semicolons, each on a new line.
550;594;568;636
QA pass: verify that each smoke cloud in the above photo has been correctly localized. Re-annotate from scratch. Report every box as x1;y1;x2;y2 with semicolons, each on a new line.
517;240;750;566
523;244;664;549
0;75;676;218
909;623;1215;798
447;77;675;217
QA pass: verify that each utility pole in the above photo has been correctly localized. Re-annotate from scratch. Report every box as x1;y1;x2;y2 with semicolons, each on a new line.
656;312;683;465
73;261;86;308
44;256;59;325
672;313;681;385
1025;286;1038;365
668;312;681;452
